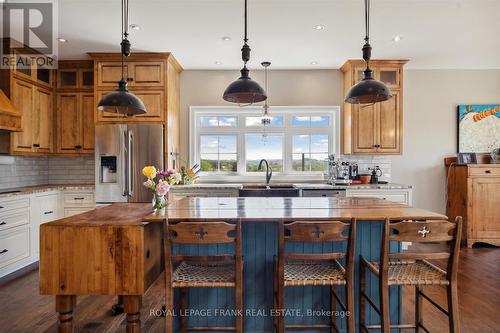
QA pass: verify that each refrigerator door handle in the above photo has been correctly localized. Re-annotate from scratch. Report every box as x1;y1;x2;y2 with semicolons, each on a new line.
128;130;134;197
123;129;129;197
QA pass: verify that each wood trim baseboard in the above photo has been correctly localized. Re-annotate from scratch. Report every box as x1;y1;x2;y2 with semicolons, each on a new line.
0;261;39;287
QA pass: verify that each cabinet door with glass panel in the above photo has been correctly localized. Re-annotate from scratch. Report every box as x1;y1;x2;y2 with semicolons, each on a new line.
191;108;338;178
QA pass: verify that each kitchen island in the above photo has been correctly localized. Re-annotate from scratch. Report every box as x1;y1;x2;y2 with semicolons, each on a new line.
39;197;445;332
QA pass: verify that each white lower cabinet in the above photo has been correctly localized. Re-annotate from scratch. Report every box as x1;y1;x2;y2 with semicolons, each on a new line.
61;190;95;217
346;188;413;206
0;188;95;278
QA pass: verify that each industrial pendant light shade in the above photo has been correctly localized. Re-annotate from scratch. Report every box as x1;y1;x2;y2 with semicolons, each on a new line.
223;67;267;104
223;0;266;105
97;0;146;115
345;0;392;104
97;80;146;115
345;68;392;104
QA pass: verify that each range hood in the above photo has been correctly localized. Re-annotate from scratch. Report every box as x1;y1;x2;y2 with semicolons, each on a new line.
0;88;21;132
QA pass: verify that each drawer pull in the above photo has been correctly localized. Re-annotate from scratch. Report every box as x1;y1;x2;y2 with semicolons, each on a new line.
0;221;6;225
485;170;491;174
0;249;7;254
74;145;82;149
74;197;85;200
0;206;3;209
44;211;54;215
33;144;40;148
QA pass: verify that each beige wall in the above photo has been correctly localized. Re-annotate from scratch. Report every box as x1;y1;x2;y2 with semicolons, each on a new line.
393;70;500;213
180;68;500;213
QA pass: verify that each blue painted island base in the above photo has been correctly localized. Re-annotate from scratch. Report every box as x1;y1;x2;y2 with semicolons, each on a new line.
171;221;401;332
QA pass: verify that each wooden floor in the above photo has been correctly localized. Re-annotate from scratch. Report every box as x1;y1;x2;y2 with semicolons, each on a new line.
1;247;499;333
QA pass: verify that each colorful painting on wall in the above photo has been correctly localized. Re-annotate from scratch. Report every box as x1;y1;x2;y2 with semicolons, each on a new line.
458;104;500;153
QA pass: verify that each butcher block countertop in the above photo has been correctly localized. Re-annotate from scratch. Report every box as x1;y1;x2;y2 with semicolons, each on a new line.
43;197;445;227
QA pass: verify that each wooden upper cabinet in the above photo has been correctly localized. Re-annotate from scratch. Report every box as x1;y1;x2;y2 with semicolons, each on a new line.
95;90;164;123
57;61;94;90
57;93;80;152
378;91;400;153
81;93;95;152
97;61;163;88
56;92;94;155
89;52;182;125
11;79;34;152
341;59;407;155
34;87;53;152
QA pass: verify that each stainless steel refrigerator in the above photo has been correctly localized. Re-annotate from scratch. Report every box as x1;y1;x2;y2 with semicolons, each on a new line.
95;124;164;204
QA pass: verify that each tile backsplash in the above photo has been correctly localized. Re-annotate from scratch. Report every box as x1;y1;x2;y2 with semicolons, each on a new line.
0;156;95;190
342;155;392;181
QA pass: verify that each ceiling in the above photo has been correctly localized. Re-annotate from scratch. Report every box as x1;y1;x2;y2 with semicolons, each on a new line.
57;0;500;70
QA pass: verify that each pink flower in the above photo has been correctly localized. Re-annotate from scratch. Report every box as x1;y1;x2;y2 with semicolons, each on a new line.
143;179;155;189
156;180;170;196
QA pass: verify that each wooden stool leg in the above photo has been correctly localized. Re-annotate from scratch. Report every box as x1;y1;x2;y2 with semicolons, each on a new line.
330;285;337;333
346;283;355;333
379;279;390;333
123;295;142;333
415;286;422;332
56;295;76;333
447;284;460;333
235;282;244;333
273;258;278;332
359;262;366;331
180;288;188;333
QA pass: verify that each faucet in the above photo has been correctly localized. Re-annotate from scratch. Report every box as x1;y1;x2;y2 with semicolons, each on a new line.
258;159;273;185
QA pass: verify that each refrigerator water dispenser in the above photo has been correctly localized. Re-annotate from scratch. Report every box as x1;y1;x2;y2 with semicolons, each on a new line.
100;156;117;183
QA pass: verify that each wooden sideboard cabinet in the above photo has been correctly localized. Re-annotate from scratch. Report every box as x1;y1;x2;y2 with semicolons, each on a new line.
447;164;500;248
340;59;407;155
56;61;94;155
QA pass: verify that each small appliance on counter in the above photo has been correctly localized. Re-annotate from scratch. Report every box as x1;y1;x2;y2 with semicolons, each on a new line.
368;166;383;184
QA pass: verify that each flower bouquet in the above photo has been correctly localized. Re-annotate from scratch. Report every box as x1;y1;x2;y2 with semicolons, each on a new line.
142;166;182;210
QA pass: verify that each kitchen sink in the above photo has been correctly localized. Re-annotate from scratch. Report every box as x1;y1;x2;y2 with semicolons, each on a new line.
239;185;299;197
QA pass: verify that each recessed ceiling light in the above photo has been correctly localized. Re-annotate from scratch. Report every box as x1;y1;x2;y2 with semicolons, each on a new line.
221;36;231;41
313;25;325;30
392;35;403;42
215;61;223;65
130;24;141;30
57;38;68;43
310;61;318;65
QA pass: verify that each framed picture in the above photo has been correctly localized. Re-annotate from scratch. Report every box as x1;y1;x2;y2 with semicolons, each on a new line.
457;105;500;153
457;153;477;165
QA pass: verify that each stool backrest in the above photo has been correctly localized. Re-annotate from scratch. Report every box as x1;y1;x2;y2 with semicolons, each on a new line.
381;217;462;281
169;221;238;244
279;219;356;272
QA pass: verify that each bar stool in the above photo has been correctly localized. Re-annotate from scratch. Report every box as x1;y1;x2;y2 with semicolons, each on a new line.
164;220;244;333
274;219;356;333
359;217;462;333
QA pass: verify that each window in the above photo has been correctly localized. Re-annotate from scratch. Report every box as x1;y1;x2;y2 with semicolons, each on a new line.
190;106;340;178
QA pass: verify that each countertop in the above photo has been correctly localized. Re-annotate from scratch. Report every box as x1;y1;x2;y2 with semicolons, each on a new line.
42;197;445;227
170;182;412;190
0;184;95;198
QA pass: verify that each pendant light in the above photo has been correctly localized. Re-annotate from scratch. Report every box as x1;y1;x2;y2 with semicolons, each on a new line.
345;0;392;104
97;0;146;115
261;61;271;126
223;0;267;105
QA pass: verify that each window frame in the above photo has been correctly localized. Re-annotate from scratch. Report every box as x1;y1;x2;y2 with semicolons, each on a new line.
189;106;341;181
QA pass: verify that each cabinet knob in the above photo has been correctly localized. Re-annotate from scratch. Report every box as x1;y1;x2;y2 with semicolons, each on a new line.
127;77;134;82
373;144;381;148
0;249;8;254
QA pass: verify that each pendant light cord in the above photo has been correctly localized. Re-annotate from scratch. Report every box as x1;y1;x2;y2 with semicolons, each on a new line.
244;0;248;44
364;0;370;43
121;0;125;81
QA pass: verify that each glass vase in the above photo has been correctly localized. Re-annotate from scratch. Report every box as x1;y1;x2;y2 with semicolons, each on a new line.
152;194;166;211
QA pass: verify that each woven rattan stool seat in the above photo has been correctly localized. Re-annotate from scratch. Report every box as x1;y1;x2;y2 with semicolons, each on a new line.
173;261;235;288
368;259;449;286
284;260;346;286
